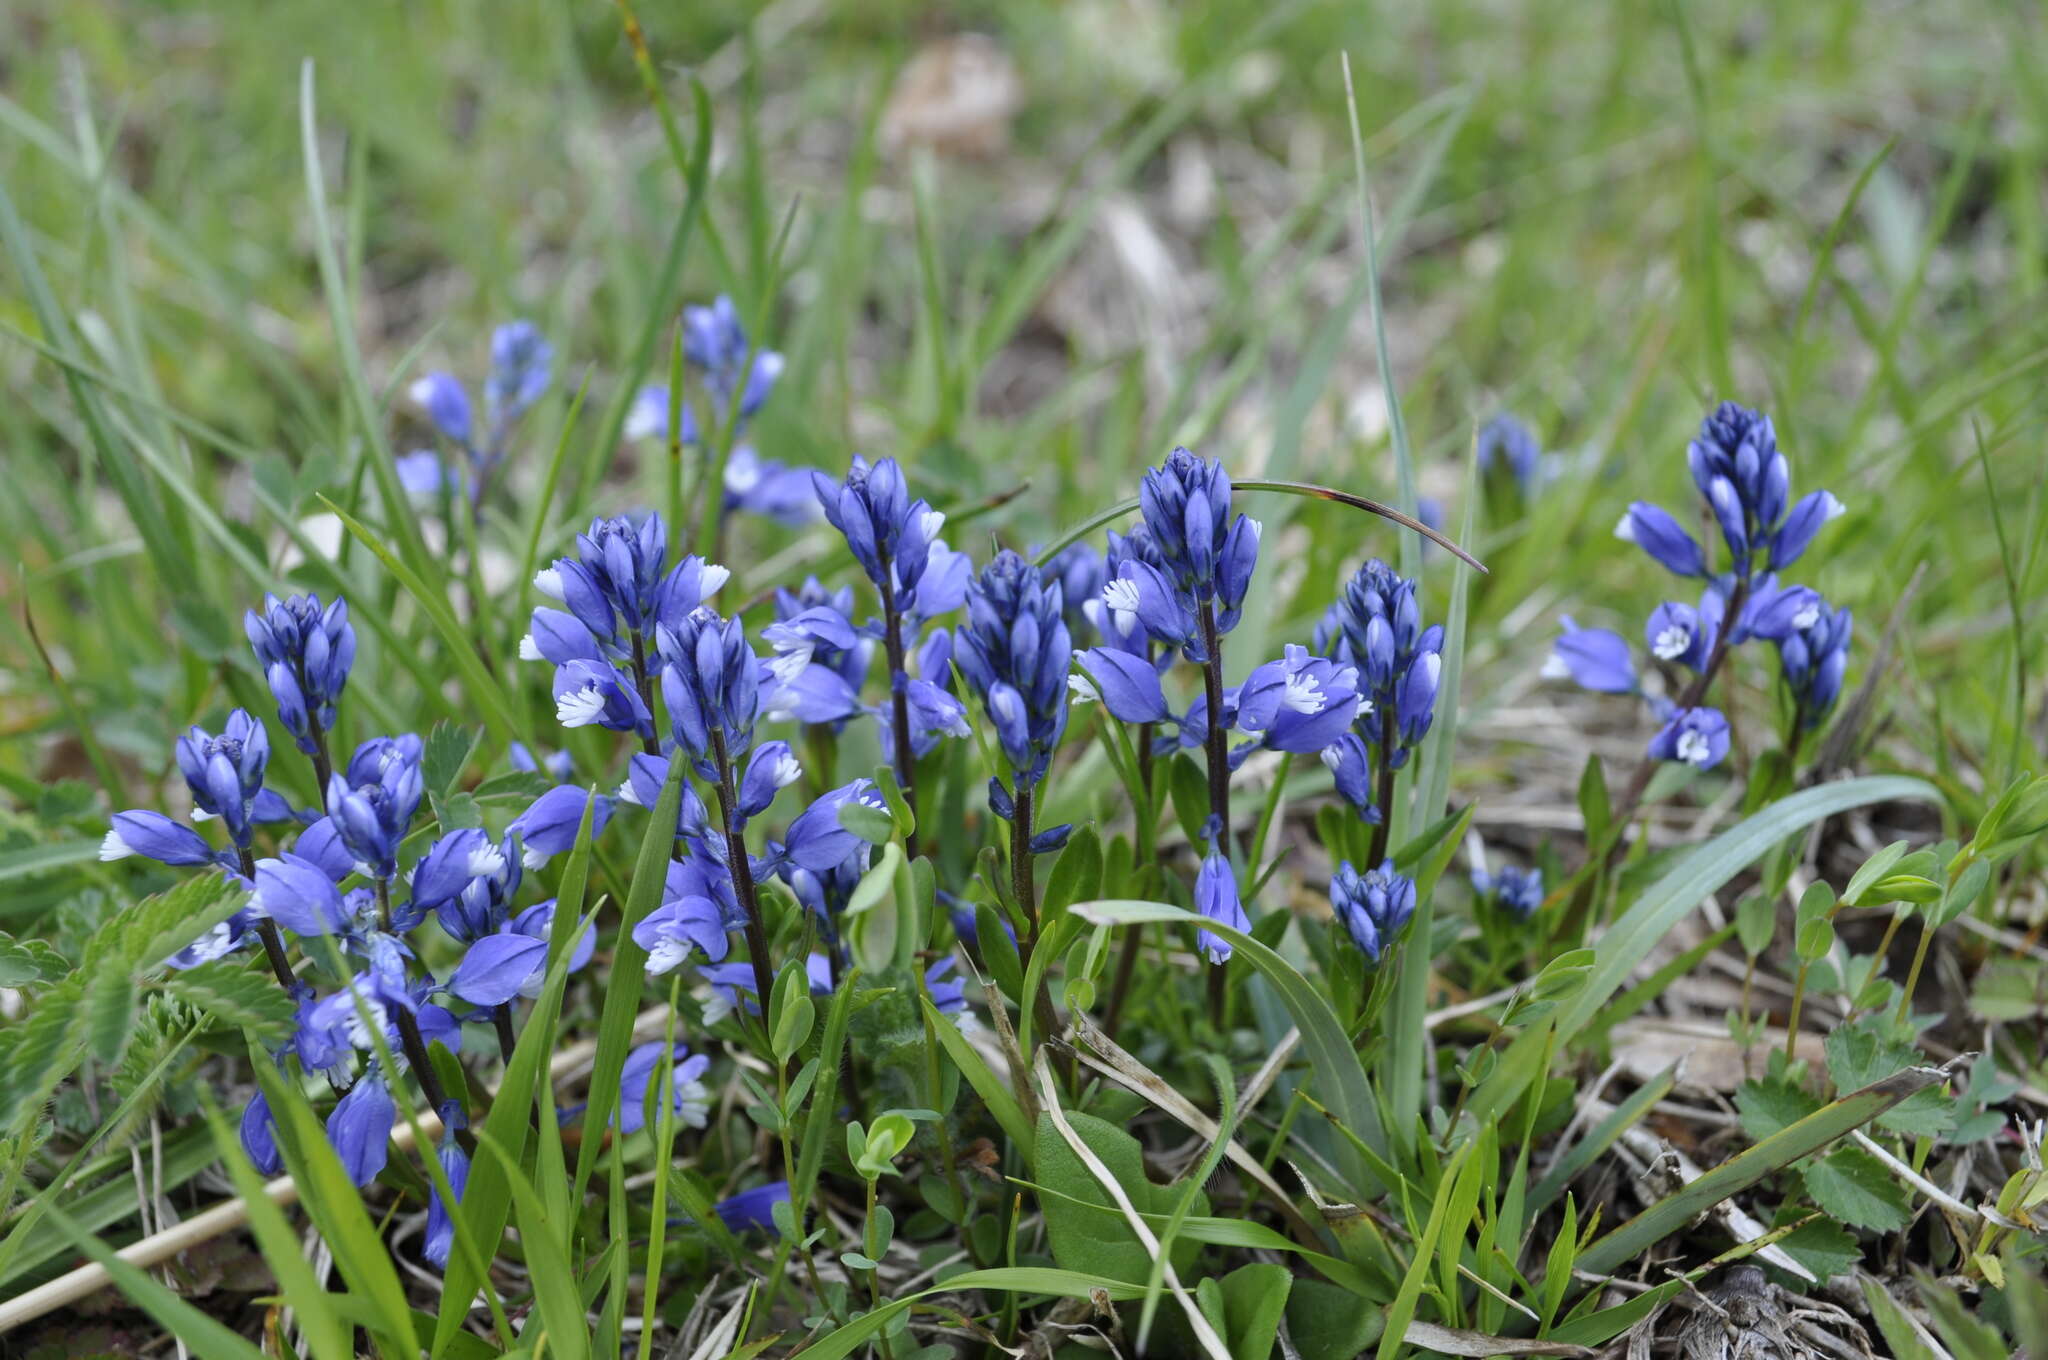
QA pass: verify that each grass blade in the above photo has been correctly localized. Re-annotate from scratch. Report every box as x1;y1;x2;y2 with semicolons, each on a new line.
1574;1063;1952;1279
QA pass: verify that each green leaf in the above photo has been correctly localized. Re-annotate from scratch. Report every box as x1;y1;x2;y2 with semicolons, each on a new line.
1771;1210;1862;1282
920;994;1032;1155
1041;824;1102;925
1036;1110;1206;1284
1968;958;2047;1021
1734;1076;1823;1143
473;1128;591;1360
1802;1146;1908;1228
161;962;295;1041
573;764;685;1199
0;840;102;884
0;933;68;986
1471;775;1938;1126
1574;1063;1942;1278
837;797;897;846
1203;1262;1291;1360
422;722;482;800
1285;1279;1384;1360
1843;840;1911;907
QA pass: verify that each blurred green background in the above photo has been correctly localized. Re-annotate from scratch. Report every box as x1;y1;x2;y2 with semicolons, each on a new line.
2;0;2042;829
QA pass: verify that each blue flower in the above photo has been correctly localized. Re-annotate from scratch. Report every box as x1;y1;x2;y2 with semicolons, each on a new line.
1043;543;1106;637
1472;864;1544;920
1139;448;1261;626
1684;403;1842;580
1194;848;1247;965
634;891;731;975
1647;706;1731;770
714;1181;790;1235
1331;860;1416;964
1318;734;1379;825
410;321;551;473
508;785;615;869
1072;647;1171;725
508;742;574;783
1477;414;1542;488
171;710;277;849
721;447;819;525
1769;491;1846;572
246;593;355;757
409;830;511;929
240;1089;283;1176
1238;646;1365;755
485;321;553;428
1777;598;1852;728
291;816;357;882
682;295;784;419
100;810;222;868
396;450;461;503
1319;559;1444;769
811;457;949;611
778;779;887;874
422;1109;471;1269
534;514;729;655
1728;576;1822;643
444;902;593;1010
552;658;653;736
925;957;976;1029
1614;503;1707;578
614;1041;712;1135
327;1073;395;1187
1542;618;1637;693
253;852;354;938
956;551;1074;792
1077;527;1160;656
1644;601;1713;671
409;372;473;445
325;737;425;881
657;607;767;772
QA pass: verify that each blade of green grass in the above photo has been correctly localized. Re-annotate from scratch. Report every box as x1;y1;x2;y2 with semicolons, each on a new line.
1469;775;1937;1126
1574;1063;1949;1279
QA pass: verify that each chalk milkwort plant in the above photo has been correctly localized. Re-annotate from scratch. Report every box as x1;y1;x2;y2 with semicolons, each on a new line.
5;32;2048;1360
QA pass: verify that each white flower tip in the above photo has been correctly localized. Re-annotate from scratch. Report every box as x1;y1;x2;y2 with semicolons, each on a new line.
1066;674;1099;705
522;847;550;870
99;829;133;862
467;843;508;878
190;807;216;823
1540;652;1570;680
919;508;946;539
645;939;687;976
1318;745;1343;771
618;779;643;806
407;376;436;406
518;634;543;662
533;567;565;600
556;688;607;728
1677;731;1712;766
700;563;731;598
772;754;803;788
1822;492;1846;521
1612;512;1636;542
1103;579;1141;612
1792;603;1821;631
700;991;735;1027
1651;626;1690;660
